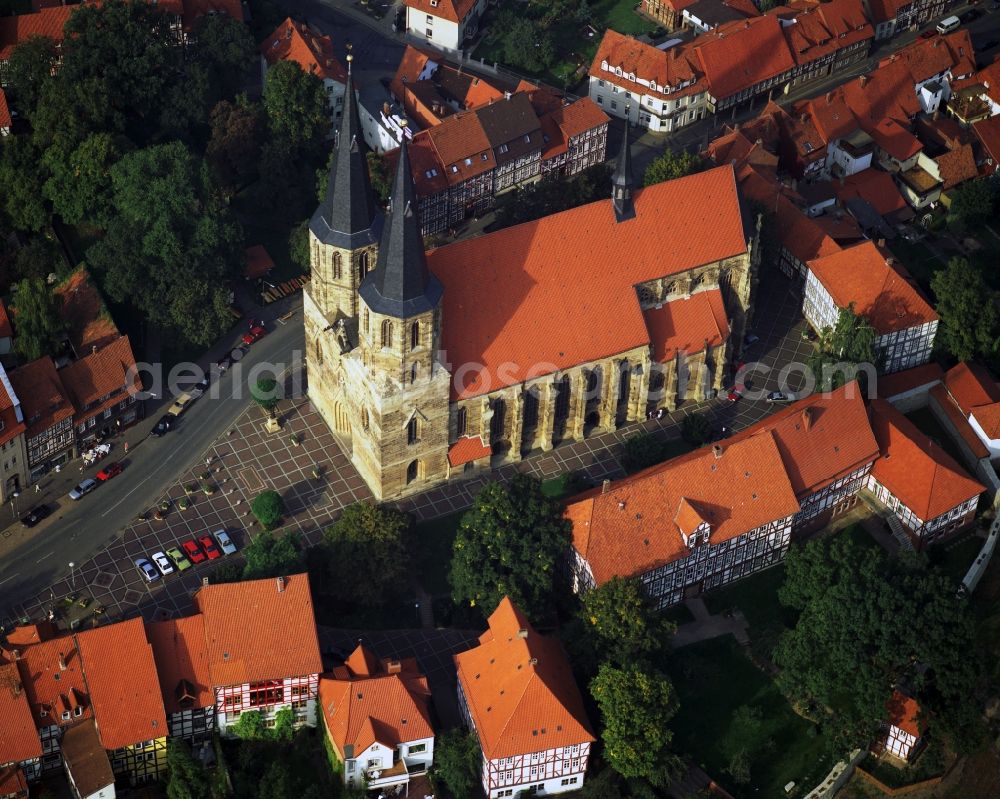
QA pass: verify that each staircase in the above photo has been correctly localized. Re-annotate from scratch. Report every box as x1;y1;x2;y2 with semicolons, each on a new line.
860;489;914;552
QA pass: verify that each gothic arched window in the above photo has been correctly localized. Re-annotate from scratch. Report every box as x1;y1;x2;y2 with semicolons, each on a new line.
410;321;420;349
315;339;323;366
381;319;394;348
359;251;370;281
456;407;467;437
406;460;419;484
332;252;342;280
407;417;419;444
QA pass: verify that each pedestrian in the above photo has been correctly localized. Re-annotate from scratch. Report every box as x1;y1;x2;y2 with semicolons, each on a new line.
123;442;129;454
35;484;41;493
656;408;665;419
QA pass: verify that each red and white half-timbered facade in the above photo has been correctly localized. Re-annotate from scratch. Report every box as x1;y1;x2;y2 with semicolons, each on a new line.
454;599;595;798
882;690;923;761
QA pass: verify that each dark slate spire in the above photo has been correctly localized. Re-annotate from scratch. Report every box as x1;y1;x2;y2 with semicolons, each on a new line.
359;139;443;318
611;117;635;223
309;58;383;249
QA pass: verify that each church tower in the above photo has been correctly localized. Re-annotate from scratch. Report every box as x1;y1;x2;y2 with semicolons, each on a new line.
342;140;452;499
611;117;635;223
304;59;384;441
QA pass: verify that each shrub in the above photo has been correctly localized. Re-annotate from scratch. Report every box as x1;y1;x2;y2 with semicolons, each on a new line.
251;490;284;530
621;432;665;473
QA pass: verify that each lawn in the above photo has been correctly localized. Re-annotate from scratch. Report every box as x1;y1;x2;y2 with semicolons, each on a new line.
412;511;464;596
887;237;944;293
928;534;983;584
702;564;792;660
667;636;836;798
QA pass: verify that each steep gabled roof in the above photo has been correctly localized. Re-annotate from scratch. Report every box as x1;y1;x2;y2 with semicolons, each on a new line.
260;18;347;83
58;335;141;421
454;598;594;760
886;689;921;737
0;5;73;61
60;719;114;797
835;168;909;217
642;289;730;362
944;361;1000;416
694;15;797;100
54;267;120;355
146;616;214;714
403;0;478;23
14;633;93;731
0;662;42;764
9;357;73;439
934;143;978;190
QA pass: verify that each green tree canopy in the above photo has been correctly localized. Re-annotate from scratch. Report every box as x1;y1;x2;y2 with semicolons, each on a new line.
250;491;285;532
948;177;997;227
774;533;985;752
590;663;683;788
187;13;257;107
250;377;280;418
578;576;675;668
242;530;302;579
931;256;1000;362
807;304;878;391
0;136;49;232
11;237;61;284
42;132;126;226
643;148;705;187
501;17;555;72
433;729;481;799
322;501;410;607
166;738;209;799
206;98;264;193
86;141;243;346
262;60;329;162
12;277;64;360
6;35;58;117
366;151;392;208
450;474;571;622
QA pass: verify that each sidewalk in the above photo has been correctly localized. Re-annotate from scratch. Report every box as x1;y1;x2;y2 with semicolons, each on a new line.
670;597;750;649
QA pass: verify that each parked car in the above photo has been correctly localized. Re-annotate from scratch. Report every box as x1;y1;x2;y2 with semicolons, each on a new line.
766;391;793;402
214;529;238;555
920;28;938;38
743;332;760;346
20;504;52;528
166;547;192;571
152;415;174;436
198;535;222;560
151;551;175;576
68;478;98;500
181;539;207;564
242;325;267;346
727;387;743;402
167;392;195;417
136;558;160;582
96;462;123;481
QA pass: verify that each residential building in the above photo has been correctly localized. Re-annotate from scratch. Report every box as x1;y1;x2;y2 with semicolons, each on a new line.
882;30;976;112
9;357;76;480
0;6;73;85
0;661;43;792
940;362;1000;458
402;0;486;53
193;574;323;735
147;616;216;745
934;142;978;204
882;690;923;760
154;0;246;43
305;79;760;499
681;0;758;34
568;384;880;606
454;598;595;798
55;269;121;360
641;0;694;29
58;335;142;449
866;400;984;548
0;89;10;136
804;241;938;374
319;645;434;794
59;720;115;799
260;18;347;127
834;168;912;229
0;362;28;501
973;115;1000;173
862;0;947;41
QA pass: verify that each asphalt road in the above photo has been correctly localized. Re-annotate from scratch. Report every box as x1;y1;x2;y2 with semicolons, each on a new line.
0;297;304;615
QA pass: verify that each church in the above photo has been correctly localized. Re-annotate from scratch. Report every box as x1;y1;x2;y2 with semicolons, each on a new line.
304;69;763;500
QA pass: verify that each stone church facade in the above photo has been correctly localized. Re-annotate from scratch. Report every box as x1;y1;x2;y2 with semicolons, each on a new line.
305;68;761;500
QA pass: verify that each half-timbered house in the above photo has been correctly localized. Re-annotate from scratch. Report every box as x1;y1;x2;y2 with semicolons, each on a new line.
454;598;595;798
9;357;75;481
881;690;923;760
147;616;216;745
0;660;42;793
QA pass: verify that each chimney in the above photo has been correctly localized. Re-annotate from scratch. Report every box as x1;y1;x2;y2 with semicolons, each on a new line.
713;444;723;459
91;345;97;354
876;237;886;247
859;75;867;88
10;648;21;660
58;652;67;671
276;576;285;593
885;256;896;267
802;407;813;431
826;91;832;103
202;576;209;587
387;659;402;674
529;657;538;666
601;479;611;494
517;628;529;639
618;500;626;510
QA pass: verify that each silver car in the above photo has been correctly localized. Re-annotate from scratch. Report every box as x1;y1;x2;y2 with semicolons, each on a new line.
151;551;175;576
68;478;98;500
214;530;238;555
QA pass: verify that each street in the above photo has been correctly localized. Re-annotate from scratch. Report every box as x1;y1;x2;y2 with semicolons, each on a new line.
0;296;304;616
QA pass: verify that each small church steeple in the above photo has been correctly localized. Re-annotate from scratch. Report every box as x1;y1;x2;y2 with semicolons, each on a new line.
359;139;443;318
311;53;383;249
611;114;635;223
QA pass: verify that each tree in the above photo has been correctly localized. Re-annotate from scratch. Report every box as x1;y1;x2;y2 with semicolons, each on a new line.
806;304;878;391
250;377;280;419
502;18;555;72
11;237;61;284
43;132;125;226
289;220;310;273
206;99;264;193
366;151;392;207
621;432;666;474
188;14;257;106
6;35;58;117
578;576;675;667
322;502;410;607
681;412;712;446
575;0;594;24
948;177;997;227
590;663;683;787
0;137;48;232
271;707;294;742
86;141;243;346
643;149;705;187
931;256;1000;361
11;278;63;360
166;739;209;799
230;709;268;741
495;163;611;229
242;530;302;579
250;491;285;531
262;60;329;162
433;729;481;799
450;474;571;622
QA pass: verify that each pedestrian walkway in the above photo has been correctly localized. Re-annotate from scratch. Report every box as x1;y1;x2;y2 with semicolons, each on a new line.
670;597;749;649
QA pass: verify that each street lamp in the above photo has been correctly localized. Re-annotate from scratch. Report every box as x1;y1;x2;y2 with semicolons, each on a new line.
69;562;76;590
9;490;19;520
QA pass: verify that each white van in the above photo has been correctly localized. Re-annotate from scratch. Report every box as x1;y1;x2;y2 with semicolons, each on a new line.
936;15;961;34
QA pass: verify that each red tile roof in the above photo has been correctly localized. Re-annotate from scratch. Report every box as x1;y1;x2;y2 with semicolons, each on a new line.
842;59;921;128
10;357;74;439
58;335;141;423
0;662;42;764
244;244;275;280
931;382;990;459
0;6;73;61
541;97;608;145
5;622;56;646
320;645;433;758
780;0;873;69
194;573;323;686
0;299;12;339
869;400;983;521
835;168;909;217
568;430;800;584
0;89;10;131
886;690;921;737
14;633;93;731
642;289;730;362
448;435;490;467
423;111;493;185
147;616;214;714
454;598;594;760
875;363;943;399
74;618;167;748
868;117;922;162
944;362;1000;416
429;165;749;400
59;719;114;798
695;16;797;100
403;0;477;23
807;241;938;333
0;766;27;799
935;143;978;190
260;17;346;84
591;29;704;102
972;116;1000;168
54;268;120;355
0;363;26;447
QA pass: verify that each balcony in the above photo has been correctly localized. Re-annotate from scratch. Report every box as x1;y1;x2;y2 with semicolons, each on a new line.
365;759;409;790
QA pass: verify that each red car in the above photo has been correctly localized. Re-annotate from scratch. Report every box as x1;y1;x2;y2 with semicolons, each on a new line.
242;325;267;346
727;386;744;402
920;29;938;38
96;462;123;481
181;539;207;564
198;535;222;560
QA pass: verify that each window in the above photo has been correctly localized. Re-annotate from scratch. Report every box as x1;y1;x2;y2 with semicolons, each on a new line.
426;13;433;21
103;408;113;419
406;459;419;484
410;321;420;348
381;319;394;348
611;100;617;110
248;681;284;707
333;251;342;280
359;251;370;280
410;363;418;384
456;407;467;437
347;761;356;773
408;743;426;754
596;96;603;105
364;309;371;336
426;28;432;37
361;407;370;431
315;339;323;366
407;417;419;444
498;143;509;154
